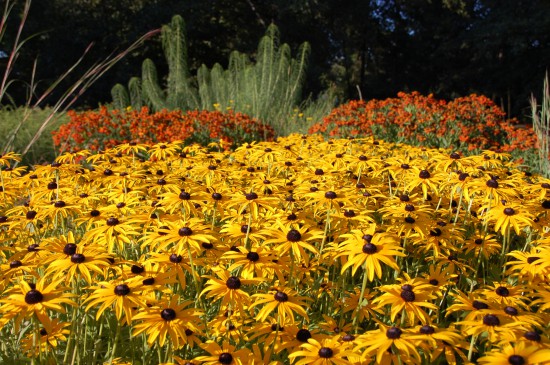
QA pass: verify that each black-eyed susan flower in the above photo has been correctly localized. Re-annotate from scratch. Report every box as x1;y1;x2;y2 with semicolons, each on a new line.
20;318;70;358
46;246;112;284
477;341;550;365
83;279;147;323
250;285;311;324
200;270;262;313
0;277;76;328
82;215;140;253
337;229;404;280
132;294;203;349
354;325;421;364
194;340;251;365
374;276;438;325
485;203;534;236
264;222;323;266
288;335;354;365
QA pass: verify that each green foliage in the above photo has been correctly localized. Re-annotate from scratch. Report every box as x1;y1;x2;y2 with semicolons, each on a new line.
0;107;68;164
532;73;550;177
111;15;331;135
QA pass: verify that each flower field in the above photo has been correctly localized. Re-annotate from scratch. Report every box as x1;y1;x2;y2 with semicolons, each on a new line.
2;134;550;364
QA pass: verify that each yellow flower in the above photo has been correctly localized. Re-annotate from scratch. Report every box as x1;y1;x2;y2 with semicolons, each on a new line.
337;229;404;280
250;285;311;324
289;335;354;365
132;295;203;349
477;341;550;365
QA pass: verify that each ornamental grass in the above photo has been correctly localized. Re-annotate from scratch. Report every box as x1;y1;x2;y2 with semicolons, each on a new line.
1;135;550;364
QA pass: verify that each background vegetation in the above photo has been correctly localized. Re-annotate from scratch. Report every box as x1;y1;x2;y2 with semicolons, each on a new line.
2;0;549;121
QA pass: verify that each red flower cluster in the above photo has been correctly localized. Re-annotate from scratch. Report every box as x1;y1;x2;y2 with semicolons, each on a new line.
52;107;275;152
309;92;537;152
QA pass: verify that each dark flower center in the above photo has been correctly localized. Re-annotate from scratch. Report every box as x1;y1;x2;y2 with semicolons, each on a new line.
142;277;155;285
362;243;377;254
483;314;500;326
47;181;57;190
400;289;416;302
315;168;324;175
342;334;355;341
359;233;371;242
218;353;233;365
106;217;119;226
169;254;183;263
404;216;415;224
39;328;48;336
212;192;223;200
318;347;333;358
114;284;130;296
486;179;499;188
245;192;258;200
71;253;86;264
508;355;525;365
344;210;356;217
286;229;302;242
458;172;469;181
296;329;312;342
54;201;66;208
63;243;77;255
419;170;430;179
246;252;260;262
27;244;39;252
474;238;483;245
324;191;337;199
504;306;519;316
9;260;22;268
472;300;489;310
226;276;241;290
160;308;177;321
25;289;44;304
420;325;435;334
116;202;126;209
527;256;540;264
430;228;442;237
271;323;284;331
386;327;402;339
405;204;415;212
400;194;410;202
495;286;510;297
90;209;100;217
131;265;144;274
178;227;193;236
241;225;251;234
179;191;191;200
524;331;541;341
274;291;289;302
450;152;461;159
542;200;550;209
503;207;515;216
429;279;439;286
26;210;37;219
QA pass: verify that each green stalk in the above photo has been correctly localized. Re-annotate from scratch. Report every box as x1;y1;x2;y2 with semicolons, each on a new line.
353;261;369;331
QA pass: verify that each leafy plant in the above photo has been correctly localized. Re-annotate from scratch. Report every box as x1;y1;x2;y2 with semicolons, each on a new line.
52;106;274;152
310;92;538;158
111;15;333;135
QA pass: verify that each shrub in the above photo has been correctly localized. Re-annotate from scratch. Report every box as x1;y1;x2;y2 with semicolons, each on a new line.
309;92;538;155
52;106;275;152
